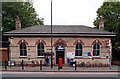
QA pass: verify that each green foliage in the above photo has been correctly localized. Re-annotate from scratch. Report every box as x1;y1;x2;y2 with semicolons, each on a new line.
93;1;120;47
104;0;120;2
2;2;44;32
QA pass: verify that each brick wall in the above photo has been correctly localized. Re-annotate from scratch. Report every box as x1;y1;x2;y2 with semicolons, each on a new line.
9;37;111;65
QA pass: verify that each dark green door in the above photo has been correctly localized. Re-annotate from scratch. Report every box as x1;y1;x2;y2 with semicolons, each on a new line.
56;50;64;64
55;44;65;64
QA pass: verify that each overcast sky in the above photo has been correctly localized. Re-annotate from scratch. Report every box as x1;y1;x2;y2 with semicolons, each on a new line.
33;0;104;27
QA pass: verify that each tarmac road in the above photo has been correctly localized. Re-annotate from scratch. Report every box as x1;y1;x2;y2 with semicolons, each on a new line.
1;71;119;78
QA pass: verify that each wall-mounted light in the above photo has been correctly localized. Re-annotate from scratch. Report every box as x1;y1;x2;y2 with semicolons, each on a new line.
102;40;105;42
10;37;14;39
10;37;14;43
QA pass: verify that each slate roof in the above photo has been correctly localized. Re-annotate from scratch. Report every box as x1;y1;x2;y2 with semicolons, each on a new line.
4;25;116;37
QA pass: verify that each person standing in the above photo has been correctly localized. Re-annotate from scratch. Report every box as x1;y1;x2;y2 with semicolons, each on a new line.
45;56;49;66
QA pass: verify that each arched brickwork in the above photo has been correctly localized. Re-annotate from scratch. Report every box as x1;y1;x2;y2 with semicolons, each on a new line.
92;40;102;45
53;39;67;47
17;39;28;45
35;39;46;46
73;39;85;46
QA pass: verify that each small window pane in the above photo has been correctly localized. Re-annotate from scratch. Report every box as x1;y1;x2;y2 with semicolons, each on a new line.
20;50;23;56
97;44;100;49
24;50;27;56
93;45;96;49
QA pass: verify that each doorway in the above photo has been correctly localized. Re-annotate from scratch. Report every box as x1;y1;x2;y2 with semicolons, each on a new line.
56;44;65;64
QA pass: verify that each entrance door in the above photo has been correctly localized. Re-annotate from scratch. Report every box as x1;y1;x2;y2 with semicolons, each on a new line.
56;44;65;64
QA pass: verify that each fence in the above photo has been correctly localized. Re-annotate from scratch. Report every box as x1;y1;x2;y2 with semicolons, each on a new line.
3;60;78;71
2;60;111;71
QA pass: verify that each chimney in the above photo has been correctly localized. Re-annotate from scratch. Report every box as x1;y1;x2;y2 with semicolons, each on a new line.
15;15;21;30
99;16;105;30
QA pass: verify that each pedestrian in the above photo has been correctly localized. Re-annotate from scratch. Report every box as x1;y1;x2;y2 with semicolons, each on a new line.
45;56;49;66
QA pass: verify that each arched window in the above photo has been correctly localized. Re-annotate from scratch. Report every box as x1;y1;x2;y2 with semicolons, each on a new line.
38;43;44;56
93;43;100;56
75;43;82;56
20;43;27;57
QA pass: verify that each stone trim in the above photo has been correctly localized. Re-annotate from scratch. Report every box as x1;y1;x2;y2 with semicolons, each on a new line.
73;39;85;46
17;39;28;46
35;39;46;46
92;39;102;45
53;39;67;47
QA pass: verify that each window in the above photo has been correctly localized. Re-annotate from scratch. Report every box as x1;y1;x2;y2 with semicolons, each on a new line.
20;43;27;57
75;43;82;56
38;43;44;56
93;43;100;57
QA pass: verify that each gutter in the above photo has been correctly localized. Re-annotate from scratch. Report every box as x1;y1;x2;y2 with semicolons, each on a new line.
3;33;116;37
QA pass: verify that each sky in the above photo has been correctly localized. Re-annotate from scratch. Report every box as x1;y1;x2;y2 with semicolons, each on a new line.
33;0;105;27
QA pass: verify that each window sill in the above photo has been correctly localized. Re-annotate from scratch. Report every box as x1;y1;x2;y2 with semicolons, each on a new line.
37;56;45;58
75;56;82;59
93;56;100;59
19;56;27;58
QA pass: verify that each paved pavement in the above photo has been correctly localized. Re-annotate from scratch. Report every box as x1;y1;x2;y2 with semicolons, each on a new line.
0;65;119;72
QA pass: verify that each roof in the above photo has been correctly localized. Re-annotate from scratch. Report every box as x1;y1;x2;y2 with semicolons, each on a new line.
4;25;116;37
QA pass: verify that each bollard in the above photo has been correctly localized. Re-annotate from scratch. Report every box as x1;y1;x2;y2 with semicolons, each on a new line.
58;61;60;70
51;55;53;68
10;61;11;68
21;60;24;70
40;60;42;70
5;60;7;70
75;61;77;70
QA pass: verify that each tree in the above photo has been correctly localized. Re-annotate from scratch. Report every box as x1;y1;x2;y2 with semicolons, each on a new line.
93;1;120;47
2;1;44;32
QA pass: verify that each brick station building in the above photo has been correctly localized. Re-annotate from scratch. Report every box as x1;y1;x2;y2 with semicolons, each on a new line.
4;16;115;66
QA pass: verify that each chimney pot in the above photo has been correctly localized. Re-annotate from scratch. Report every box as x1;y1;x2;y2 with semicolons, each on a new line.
99;16;105;31
15;15;21;30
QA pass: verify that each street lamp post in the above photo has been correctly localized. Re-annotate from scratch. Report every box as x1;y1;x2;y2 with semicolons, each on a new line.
109;40;112;69
51;0;53;68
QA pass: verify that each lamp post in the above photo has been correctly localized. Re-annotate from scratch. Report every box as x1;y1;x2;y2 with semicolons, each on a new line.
51;0;53;68
109;40;112;69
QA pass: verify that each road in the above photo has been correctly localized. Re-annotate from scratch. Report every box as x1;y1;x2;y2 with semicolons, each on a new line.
1;71;119;79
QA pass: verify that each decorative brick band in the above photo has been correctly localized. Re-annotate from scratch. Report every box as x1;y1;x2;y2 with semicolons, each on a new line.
35;39;46;46
17;39;28;46
92;40;102;45
53;39;67;47
73;39;85;46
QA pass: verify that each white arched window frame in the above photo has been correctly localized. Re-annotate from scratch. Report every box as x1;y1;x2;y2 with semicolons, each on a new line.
92;43;101;57
75;43;83;57
19;43;27;57
37;43;44;57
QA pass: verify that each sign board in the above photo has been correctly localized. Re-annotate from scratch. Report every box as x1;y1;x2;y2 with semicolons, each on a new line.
83;52;91;58
58;46;64;50
83;52;88;58
67;52;75;59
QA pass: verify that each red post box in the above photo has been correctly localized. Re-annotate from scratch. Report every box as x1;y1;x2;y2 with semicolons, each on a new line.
59;57;62;69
